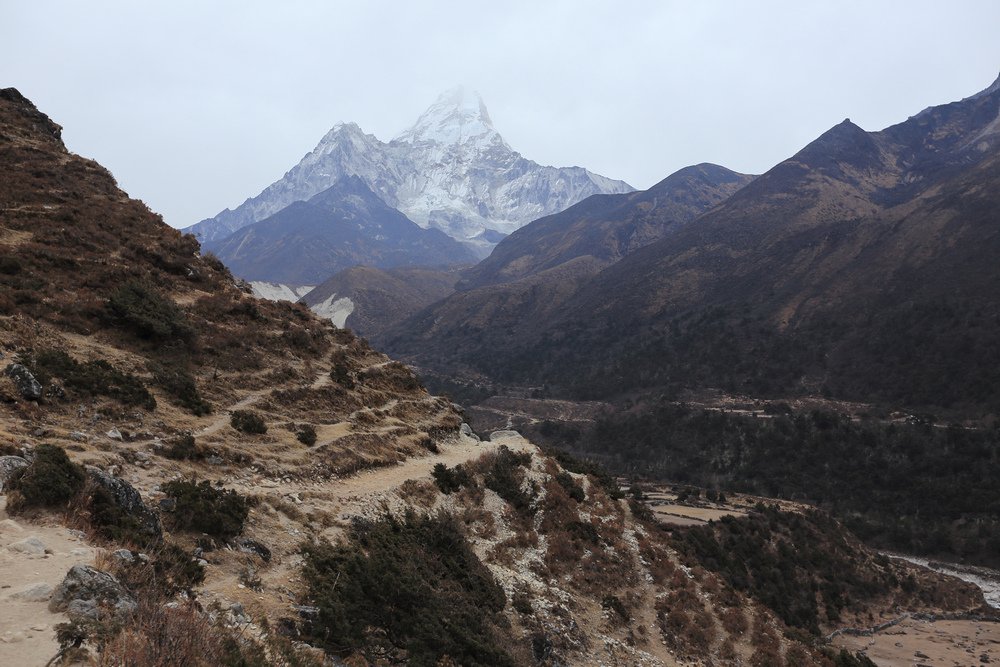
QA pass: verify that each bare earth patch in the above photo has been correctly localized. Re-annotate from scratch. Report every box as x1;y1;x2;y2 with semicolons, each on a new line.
0;497;97;667
832;616;1000;666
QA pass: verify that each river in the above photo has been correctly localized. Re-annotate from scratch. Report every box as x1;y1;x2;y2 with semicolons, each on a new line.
885;553;1000;609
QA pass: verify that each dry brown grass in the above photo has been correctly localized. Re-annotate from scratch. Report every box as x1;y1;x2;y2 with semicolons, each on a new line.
397;479;438;508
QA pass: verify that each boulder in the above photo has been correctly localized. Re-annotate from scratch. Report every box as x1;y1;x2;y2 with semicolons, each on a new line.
9;582;53;602
48;564;137;619
7;536;47;555
460;422;480;442
87;468;162;540
3;364;42;401
0;455;28;491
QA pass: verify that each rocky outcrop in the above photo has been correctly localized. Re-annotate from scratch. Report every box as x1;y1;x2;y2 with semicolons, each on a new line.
48;564;137;619
0;455;28;491
3;364;41;401
87;468;162;540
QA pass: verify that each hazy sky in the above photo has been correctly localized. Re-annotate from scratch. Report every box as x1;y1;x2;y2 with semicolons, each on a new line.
4;1;1000;229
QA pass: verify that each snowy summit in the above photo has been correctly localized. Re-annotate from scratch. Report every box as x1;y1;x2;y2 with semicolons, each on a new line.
186;86;634;252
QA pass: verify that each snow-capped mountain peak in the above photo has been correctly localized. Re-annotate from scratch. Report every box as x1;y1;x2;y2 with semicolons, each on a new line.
395;85;506;150
186;87;634;248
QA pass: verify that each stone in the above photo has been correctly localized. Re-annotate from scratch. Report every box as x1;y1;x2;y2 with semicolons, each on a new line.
3;363;42;401
235;537;272;563
49;564;137;619
106;427;123;441
0;518;25;533
292;604;320;620
10;582;54;602
159;497;177;512
113;549;137;565
69;431;88;442
460;422;480;441
0;455;28;491
86;467;162;539
7;536;47;555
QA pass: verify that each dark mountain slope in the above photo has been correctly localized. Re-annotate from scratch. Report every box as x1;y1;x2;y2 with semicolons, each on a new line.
378;163;754;377
385;75;1000;415
461;163;753;289
206;175;477;284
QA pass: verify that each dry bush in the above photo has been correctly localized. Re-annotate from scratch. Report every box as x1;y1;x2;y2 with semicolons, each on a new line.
398;479;438;508
720;606;749;636
637;536;675;585
98;601;247;666
543;530;581;572
267;496;305;522
538;480;581;535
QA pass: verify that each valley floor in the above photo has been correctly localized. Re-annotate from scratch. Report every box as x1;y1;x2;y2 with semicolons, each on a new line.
832;617;1000;666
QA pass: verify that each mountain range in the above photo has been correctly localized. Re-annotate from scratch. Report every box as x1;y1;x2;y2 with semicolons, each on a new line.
185;86;634;253
381;73;1000;416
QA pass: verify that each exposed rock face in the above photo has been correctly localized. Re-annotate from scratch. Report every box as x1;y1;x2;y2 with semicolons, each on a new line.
0;455;28;491
49;564;137;619
3;364;41;401
87;468;162;540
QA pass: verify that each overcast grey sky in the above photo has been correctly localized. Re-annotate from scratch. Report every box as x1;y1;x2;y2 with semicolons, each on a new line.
4;1;1000;228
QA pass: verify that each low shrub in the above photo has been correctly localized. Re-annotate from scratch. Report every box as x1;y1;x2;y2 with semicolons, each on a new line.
107;281;194;342
484;447;536;515
161;479;249;541
296;424;317;446
329;351;355;389
6;444;85;512
555;471;585;502
28;349;156;410
432;462;472;494
301;511;512;666
150;364;211;416
230;410;266;435
163;434;203;461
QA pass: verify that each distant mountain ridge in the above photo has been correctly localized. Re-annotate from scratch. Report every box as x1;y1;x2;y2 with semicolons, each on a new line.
383;73;1000;415
459;163;754;289
204;175;477;284
185;86;634;250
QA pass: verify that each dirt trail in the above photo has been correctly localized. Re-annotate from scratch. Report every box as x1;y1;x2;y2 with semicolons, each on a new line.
328;430;531;503
194;388;271;437
198;430;536;628
0;498;97;667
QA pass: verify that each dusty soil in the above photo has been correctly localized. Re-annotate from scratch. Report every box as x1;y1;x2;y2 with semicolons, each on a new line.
0;497;97;667
833;616;1000;666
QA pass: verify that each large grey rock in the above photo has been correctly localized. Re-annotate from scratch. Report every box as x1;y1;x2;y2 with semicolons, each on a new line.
86;468;162;540
0;455;28;491
7;536;47;555
3;363;42;400
48;564;137;619
460;423;480;442
9;582;53;602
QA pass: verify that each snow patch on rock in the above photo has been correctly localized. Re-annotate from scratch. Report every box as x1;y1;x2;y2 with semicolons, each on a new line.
250;282;316;302
309;294;355;328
